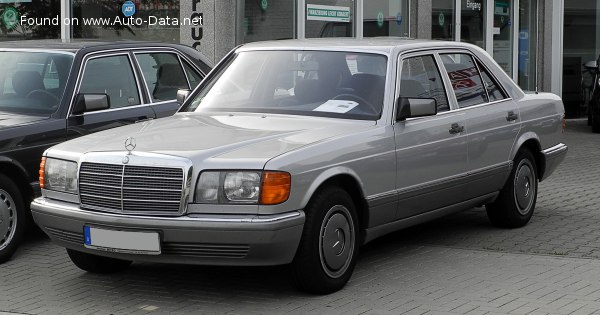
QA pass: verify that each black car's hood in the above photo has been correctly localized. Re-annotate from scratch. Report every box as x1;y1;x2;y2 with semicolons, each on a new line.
0;112;49;128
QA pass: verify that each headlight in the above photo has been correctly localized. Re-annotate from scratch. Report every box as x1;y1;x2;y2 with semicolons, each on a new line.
41;157;78;194
195;170;290;205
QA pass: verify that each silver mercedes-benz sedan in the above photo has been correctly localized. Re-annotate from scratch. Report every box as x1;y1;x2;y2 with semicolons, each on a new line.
31;38;567;294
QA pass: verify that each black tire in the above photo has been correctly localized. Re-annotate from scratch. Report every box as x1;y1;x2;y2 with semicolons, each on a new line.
486;149;538;228
290;187;359;294
0;174;27;264
67;249;132;273
592;108;600;133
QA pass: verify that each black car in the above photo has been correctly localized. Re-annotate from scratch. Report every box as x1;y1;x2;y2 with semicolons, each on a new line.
0;40;212;262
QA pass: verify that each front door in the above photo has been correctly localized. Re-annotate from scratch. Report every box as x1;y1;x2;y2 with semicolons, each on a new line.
394;54;469;220
67;53;155;138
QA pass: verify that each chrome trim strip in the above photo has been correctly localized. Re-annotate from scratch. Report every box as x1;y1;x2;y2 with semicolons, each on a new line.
0;48;76;55
33;197;302;224
542;143;568;155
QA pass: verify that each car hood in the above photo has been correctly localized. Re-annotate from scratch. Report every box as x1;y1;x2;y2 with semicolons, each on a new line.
0;112;48;128
50;112;375;167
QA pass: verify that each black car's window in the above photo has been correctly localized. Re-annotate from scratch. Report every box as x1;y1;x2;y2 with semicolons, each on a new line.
441;53;488;108
185;51;388;121
135;53;190;102
79;55;141;109
0;52;73;115
399;55;450;113
183;61;203;90
477;60;507;101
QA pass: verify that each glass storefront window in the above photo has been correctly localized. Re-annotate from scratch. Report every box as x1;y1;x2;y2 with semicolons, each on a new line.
518;0;536;91
0;0;60;41
306;0;354;38
243;0;295;43
493;0;513;76
461;0;485;48
432;0;455;41
563;1;600;118
363;0;408;37
73;0;180;43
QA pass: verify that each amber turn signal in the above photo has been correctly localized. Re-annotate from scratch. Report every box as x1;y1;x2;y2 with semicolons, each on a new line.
260;171;291;205
39;157;46;189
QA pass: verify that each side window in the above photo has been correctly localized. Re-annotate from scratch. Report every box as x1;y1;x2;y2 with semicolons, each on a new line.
399;55;450;113
441;53;488;108
135;53;189;101
182;62;203;90
477;60;507;101
79;55;141;108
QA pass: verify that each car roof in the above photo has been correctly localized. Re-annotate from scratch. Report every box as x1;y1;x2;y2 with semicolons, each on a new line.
238;38;480;54
0;39;186;53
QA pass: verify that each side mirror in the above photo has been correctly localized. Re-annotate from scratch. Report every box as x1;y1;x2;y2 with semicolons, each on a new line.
396;97;437;121
72;93;110;115
176;89;191;105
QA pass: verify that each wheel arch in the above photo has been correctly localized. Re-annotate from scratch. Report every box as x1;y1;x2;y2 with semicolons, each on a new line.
301;168;370;237
0;157;34;205
511;133;545;181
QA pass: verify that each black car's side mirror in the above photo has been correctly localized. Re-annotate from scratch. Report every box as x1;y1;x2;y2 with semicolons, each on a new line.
72;93;110;115
396;97;437;121
176;89;191;105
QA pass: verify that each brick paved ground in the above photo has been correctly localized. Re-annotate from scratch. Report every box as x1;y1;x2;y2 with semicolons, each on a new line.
0;119;598;315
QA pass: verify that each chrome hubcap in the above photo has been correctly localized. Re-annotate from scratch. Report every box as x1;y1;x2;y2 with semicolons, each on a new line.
319;205;355;278
0;189;17;251
514;160;536;215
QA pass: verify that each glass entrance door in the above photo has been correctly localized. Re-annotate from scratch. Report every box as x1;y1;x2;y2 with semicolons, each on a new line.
461;0;486;48
492;0;513;76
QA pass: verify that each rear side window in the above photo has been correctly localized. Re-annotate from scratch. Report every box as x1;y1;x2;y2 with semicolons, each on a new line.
399;55;450;113
79;55;141;108
477;60;507;101
135;53;189;101
440;53;487;108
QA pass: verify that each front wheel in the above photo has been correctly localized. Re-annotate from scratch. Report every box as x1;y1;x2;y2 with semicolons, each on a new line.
67;249;132;273
486;149;538;228
290;187;359;294
0;174;27;264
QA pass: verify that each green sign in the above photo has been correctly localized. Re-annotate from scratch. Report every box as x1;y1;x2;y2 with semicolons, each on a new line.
306;4;350;23
2;6;19;29
260;0;268;11
438;12;445;27
376;11;384;28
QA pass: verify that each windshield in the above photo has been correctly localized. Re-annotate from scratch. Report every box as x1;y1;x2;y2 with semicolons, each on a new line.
185;50;388;120
0;51;74;115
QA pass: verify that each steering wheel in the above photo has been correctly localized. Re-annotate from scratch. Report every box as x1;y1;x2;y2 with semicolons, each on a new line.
26;89;60;107
331;93;378;114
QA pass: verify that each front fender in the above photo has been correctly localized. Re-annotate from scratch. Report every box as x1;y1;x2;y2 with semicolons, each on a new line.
299;166;366;209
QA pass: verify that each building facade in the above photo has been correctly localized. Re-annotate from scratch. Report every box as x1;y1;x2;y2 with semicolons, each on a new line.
0;0;594;116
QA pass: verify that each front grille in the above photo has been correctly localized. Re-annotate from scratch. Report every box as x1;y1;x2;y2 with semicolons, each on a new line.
79;162;184;215
45;227;84;244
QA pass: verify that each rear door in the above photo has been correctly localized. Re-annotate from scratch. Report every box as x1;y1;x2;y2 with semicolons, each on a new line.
133;51;206;118
67;51;156;138
393;53;469;220
438;52;520;199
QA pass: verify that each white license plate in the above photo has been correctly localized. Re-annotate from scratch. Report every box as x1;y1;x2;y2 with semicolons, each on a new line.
84;226;161;255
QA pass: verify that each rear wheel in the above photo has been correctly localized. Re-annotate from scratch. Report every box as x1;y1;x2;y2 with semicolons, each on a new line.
67;249;132;273
0;174;26;264
486;149;538;228
290;187;359;294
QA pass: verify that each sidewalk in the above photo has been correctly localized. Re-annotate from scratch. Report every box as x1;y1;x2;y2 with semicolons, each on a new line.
0;119;597;315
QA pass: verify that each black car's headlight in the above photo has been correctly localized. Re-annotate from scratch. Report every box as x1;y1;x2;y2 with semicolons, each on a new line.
40;157;78;194
195;170;290;205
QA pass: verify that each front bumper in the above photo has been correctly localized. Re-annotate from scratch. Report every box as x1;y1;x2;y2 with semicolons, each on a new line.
540;143;568;181
31;197;305;266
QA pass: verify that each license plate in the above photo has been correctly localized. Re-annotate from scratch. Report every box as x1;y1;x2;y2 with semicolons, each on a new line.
84;226;161;255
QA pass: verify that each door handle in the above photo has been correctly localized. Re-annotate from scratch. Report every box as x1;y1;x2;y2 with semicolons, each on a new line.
449;123;464;134
506;111;519;122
